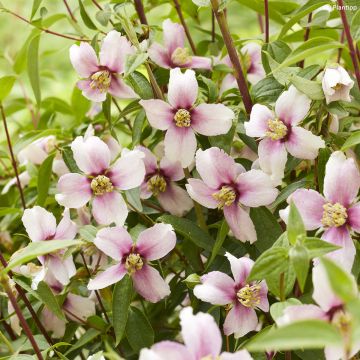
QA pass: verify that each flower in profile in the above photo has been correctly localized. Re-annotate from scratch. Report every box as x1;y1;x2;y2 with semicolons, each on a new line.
244;86;325;185
139;307;253;360
322;65;354;104
194;253;268;338
140;68;234;167
70;30;137;102
138;146;193;216
186;147;278;243
21;206;77;285
280;151;360;271
148;19;211;70
88;223;176;303
55;132;145;226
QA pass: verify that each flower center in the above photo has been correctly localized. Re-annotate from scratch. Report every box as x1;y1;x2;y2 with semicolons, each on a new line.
171;47;192;66
237;284;261;308
201;356;220;360
321;202;348;228
147;174;167;196
174;109;191;128
212;186;236;209
90;175;114;196
265;118;288;141
125;253;144;274
90;70;111;92
332;83;344;91
332;310;352;335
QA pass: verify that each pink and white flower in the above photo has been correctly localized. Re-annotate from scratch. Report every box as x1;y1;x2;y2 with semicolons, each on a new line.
148;19;211;70
244;86;325;184
55;133;145;226
280;151;360;271
140;68;234;167
88;223;176;303
138;146;193;216
21;206;77;285
194;253;268;338
186;147;278;243
70;30;137;102
139;307;253;360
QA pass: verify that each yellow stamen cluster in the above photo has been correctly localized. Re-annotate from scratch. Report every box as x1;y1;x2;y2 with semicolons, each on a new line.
174;109;191;128
332;311;352;334
90;70;111;92
171;47;191;66
265;118;288;141
321;202;348;228
147;174;167;196
125;253;144;274
237;284;261;308
332;83;344;91
201;356;220;360
212;186;236;209
90;175;114;196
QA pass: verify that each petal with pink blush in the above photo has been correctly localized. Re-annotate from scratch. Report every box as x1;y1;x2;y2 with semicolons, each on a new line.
225;253;253;287
220;351;253;360
148;43;171;68
323;151;360;207
77;79;107;102
348;203;360;232
163;19;185;54
88;264;127;290
220;74;237;95
191;103;233;136
54;209;77;240
94;226;133;261
168;68;198;109
224;303;258;338
275;86;311;126
158;183;193;217
132;264;170;302
194;271;235;305
186;179;218;209
69;43;99;78
140;341;191;360
56;173;92;208
137;146;158;174
92;191;128;226
224;204;257;243
190;56;212;70
258;282;269;312
71;135;111;175
286;127;325;160
136;223;176;261
41;307;66;338
109;76;138;99
164;126;196;168
159;157;184;181
64;293;95;322
277;304;327;326
47;256;74;285
245;104;274;137
140;99;174;130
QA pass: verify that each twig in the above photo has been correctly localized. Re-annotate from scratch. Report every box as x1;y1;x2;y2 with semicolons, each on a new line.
63;0;77;23
298;12;312;68
134;0;148;25
264;0;269;43
145;63;165;100
212;10;216;42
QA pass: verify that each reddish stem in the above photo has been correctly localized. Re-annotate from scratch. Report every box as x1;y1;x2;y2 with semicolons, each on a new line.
134;0;148;26
264;0;269;43
258;13;264;34
298;12;312;68
63;0;77;22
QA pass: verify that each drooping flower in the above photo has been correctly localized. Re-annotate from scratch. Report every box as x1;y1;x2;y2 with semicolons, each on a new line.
88;223;176;303
148;19;211;70
21;206;77;285
322;65;354;104
194;253;268;338
137;146;193;216
70;30;137;102
140;68;234;167
139;307;253;360
55;133;145;226
280;151;360;271
186;147;278;243
244;86;325;185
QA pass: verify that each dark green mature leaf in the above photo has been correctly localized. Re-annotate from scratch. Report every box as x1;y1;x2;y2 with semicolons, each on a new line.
199;75;218;103
37;281;65;320
62;146;81;173
289;244;309;291
0;76;16;101
27;34;41;104
65;328;100;355
206;220;229;270
132;109;146;146
37;153;55;206
251;76;284;103
78;0;97;30
209;122;236;154
317;147;331;193
287;202;306;245
126;71;154;99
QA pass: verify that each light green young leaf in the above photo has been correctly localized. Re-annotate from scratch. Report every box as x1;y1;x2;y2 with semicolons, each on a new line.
0;76;16;101
125;53;149;77
303;237;340;258
27;34;41;105
126;71;154;99
289;244;309;291
289;73;324;100
287;201;306;245
341;131;360;150
78;0;97;30
37;153;55;206
132;109;146;146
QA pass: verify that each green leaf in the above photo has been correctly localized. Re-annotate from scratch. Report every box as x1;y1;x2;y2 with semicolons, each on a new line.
0;207;22;217
62;146;81;173
126;71;154;99
303;237;340;258
113;275;133;345
65;328;100;355
37;281;65;320
79;225;97;242
262;41;292;73
125;53;149;77
102;94;112;127
13;129;59;154
251;76;284;103
205;221;229;270
95;8;111;26
27;34;41;105
183;273;201;289
351;8;360;40
246;320;341;351
209;122;236;154
0;76;16;101
289;244;309;291
30;0;43;19
132;109;146;146
37;154;55;206
126;307;154;351
199;75;218;103
125;187;143;212
78;0;97;30
287;202;306;245
317;147;331;193
341;131;360;150
289;73;324;100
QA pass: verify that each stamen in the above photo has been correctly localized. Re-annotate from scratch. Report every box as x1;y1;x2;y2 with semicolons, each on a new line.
265;118;288;141
90;70;111;92
147;174;167;196
332;83;344;91
332;310;352;335
321;202;347;228
237;284;261;308
212;186;236;209
90;175;114;196
125;253;144;274
171;47;191;66
174;109;191;128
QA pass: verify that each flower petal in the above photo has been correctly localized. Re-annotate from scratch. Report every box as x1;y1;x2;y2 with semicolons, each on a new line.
220;74;237;95
224;303;258;338
41;307;66;338
225;253;253;287
348;203;360;232
163;19;185;54
190;56;212;70
140;99;174;130
137;146;158;174
47;256;75;285
88;264;127;290
54;209;77;240
69;43;99;78
158;183;193;216
148;43;172;69
64;293;95;322
245;104;274;137
77;79;107;102
139;342;191;360
109;76;138;99
159;157;184;181
186;178;218;209
277;304;327;326
220;350;253;360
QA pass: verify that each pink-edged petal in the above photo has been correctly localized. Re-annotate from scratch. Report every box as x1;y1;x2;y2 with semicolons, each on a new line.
140;99;174;130
220;74;237;95
168;68;198;109
92;191;128;226
139;342;191;360
99;31;134;73
224;303;258;338
158;183;193;216
220;350;253;360
286;127;325;160
193;271;236;305
56;173;92;208
47;256;75;285
77;79;107;102
191;103;234;136
160;157;184;181
94;226;133;261
164;126;196;168
348;203;360;232
133;264;170;302
224;204;257;243
109;149;145;190
109;76;138;99
163;19;185;54
136;223;176;260
64;293;95;322
195;147;238;189
71;135;111;175
137;146;158;174
225;253;253;287
180;307;222;359
245;104;274;138
277;304;328;326
190;56;212;70
275;86;311;126
258;282;269;312
88;264;127;290
22;206;56;242
103;135;121;161
41;307;66;338
69;43;98;78
236;169;278;207
54;209;77;240
148;43;172;69
186;178;218;209
323;151;360;207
